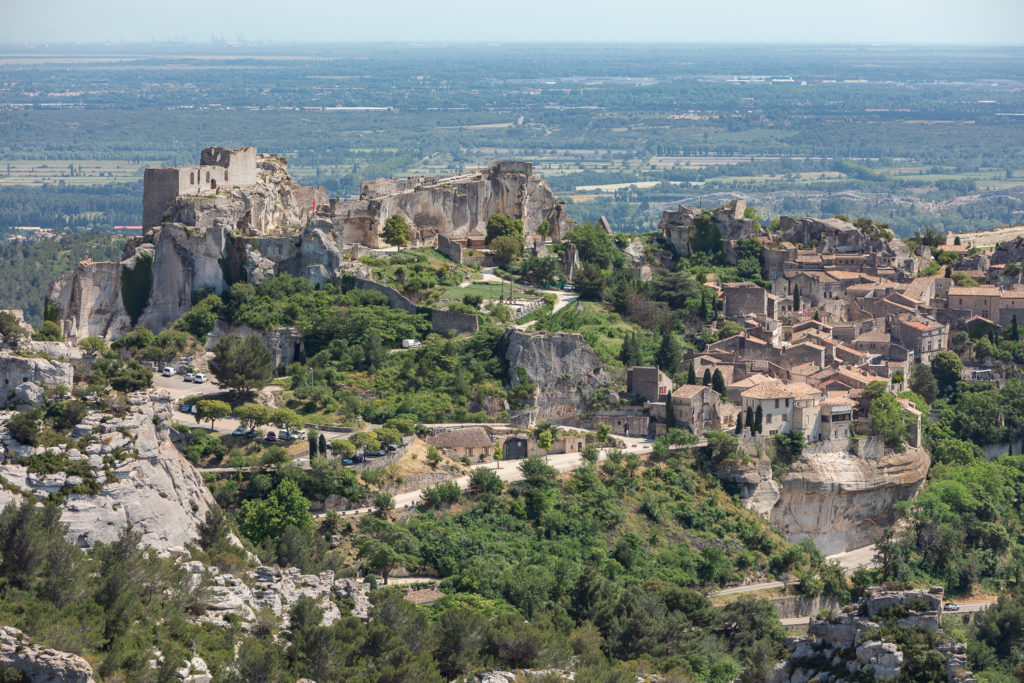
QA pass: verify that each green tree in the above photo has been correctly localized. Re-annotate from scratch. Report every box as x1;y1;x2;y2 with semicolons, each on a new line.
573;262;607;301
930;350;963;397
468;467;503;495
712;369;726;395
565;222;624;268
619;332;641;367
792;283;801;312
211;334;273;396
702;369;712;386
195;399;231;431
1011;314;1020;341
596;423;611;444
485;213;524;245
33;319;63;341
655;330;682;374
372;491;395;519
908;363;938;404
383;214;412;250
490;235;523;265
236;479;314;544
354;431;381;453
318;433;328;457
868;393;913;450
331;439;356;459
364;328;386;369
0;311;26;348
753;405;763;435
687;361;697;385
78;335;107;355
270;407;303;432
689;211;723;256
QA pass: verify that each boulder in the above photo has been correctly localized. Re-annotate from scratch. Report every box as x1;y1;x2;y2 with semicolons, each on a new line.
770;441;930;554
13;381;45;408
0;353;74;408
504;329;610;424
0;625;94;683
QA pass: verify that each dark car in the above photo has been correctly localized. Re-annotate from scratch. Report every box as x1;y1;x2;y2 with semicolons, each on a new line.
264;431;277;442
341;458;354;466
385;443;398;452
351;454;365;463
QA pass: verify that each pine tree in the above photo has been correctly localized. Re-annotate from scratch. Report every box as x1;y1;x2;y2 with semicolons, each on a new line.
754;404;764;435
712;369;725;395
734;412;743;434
702;369;712;386
687;361;697;385
792;283;801;312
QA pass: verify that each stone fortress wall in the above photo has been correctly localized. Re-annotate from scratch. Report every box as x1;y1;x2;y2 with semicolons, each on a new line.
142;146;258;228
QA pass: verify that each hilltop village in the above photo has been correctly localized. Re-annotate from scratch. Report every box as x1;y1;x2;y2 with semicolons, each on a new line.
3;147;1024;681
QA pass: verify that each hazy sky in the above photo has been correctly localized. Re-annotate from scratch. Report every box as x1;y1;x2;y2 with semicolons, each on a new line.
2;0;1023;45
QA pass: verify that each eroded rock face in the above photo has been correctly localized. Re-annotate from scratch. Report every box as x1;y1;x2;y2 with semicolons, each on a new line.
0;352;74;408
660;199;757;259
505;329;610;423
0;392;214;553
342;162;573;247
716;457;781;517
47;259;133;341
770;440;930;555
189;563;371;630
0;625;95;683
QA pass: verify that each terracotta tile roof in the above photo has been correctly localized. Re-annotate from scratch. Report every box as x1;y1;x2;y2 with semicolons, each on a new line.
672;384;711;400
741;380;818;400
948;286;1000;297
427;427;492;450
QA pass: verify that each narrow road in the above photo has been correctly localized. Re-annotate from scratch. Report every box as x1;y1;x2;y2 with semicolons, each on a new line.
780;600;995;627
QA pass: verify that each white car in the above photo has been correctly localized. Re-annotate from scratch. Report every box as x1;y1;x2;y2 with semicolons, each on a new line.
183;373;195;382
161;367;176;377
193;373;208;384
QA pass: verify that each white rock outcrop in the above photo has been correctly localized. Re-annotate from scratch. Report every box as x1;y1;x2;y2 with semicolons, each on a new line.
0;352;74;408
0;625;95;683
770;440;930;555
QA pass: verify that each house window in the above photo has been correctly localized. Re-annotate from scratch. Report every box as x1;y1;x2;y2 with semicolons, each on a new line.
774;399;780;409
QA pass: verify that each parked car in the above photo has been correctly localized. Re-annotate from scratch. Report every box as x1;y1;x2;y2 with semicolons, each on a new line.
943;603;960;612
385;443;398;452
341;458;354;466
264;431;277;442
245;429;261;439
183;373;195;382
161;367;176;377
190;405;199;414
179;404;193;413
193;373;208;384
351;454;364;463
231;426;247;437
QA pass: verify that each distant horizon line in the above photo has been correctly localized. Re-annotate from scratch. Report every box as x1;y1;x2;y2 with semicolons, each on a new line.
1;41;1024;49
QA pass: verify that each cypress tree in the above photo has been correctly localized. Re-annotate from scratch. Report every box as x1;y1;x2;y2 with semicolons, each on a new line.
687;361;697;385
754;404;764;435
656;330;682;374
792;283;801;312
702;369;712;386
318;433;328;457
1012;314;1020;342
712;369;725;395
745;406;754;433
734;412;743;434
619;332;641;367
665;392;675;428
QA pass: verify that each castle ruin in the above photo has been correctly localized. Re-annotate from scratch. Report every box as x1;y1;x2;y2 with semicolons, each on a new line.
143;146;259;228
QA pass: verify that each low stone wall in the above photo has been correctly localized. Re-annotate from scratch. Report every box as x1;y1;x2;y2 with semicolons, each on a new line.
770;594;840;619
436;234;464;264
347;276;417;313
431;308;479;336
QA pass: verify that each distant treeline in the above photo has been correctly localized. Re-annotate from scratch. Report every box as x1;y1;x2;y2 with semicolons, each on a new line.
0;183;140;232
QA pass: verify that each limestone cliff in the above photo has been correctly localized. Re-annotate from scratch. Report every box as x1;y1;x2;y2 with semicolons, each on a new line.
47;259;133;341
770;440;930;555
504;329;611;423
0;352;74;408
0;391;214;553
660;199;757;260
337;161;573;247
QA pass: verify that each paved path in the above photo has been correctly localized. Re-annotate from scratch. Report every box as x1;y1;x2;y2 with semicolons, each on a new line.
780;600;996;627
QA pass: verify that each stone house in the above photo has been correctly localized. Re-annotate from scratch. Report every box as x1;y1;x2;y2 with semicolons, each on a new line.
670;384;721;434
722;282;768;319
740;380;822;438
791;271;842;306
427;427;494;459
890;315;948;363
626;366;672;403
